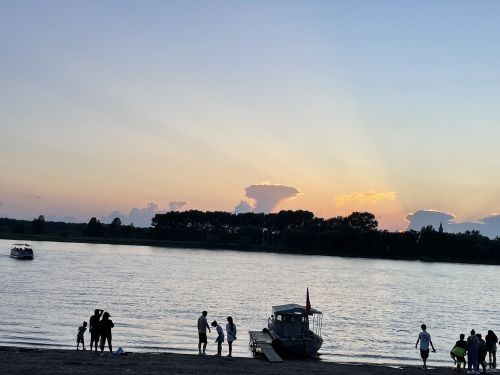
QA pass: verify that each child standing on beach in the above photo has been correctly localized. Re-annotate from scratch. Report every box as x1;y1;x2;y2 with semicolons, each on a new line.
76;321;87;350
211;320;224;356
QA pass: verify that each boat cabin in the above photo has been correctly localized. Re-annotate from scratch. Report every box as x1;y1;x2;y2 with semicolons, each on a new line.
269;304;323;340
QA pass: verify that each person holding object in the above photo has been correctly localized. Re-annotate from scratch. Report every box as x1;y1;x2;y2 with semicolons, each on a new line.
212;320;224;357
415;324;436;370
450;333;467;373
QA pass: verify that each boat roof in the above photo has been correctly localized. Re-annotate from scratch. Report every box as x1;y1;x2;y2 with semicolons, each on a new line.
12;243;33;247
272;303;322;315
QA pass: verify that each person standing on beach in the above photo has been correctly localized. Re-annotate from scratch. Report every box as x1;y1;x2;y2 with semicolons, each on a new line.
197;311;211;355
89;309;103;353
477;334;488;374
226;316;237;357
485;330;498;368
467;329;480;373
415;324;436;370
212;320;224;356
99;312;114;354
76;321;87;350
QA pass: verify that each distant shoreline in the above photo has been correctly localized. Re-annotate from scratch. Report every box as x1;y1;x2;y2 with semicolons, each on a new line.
0;345;453;375
2;233;500;266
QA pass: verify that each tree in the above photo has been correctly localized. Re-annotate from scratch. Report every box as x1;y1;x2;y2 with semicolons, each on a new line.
32;215;45;235
109;217;122;237
345;212;378;231
84;217;104;237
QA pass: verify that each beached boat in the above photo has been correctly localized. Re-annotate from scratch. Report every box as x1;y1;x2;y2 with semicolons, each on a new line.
10;243;34;260
267;303;323;357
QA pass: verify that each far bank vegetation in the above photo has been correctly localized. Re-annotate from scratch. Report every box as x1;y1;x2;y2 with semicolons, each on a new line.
1;211;499;264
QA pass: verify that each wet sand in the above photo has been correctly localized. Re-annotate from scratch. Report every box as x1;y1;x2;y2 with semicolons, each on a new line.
0;346;456;374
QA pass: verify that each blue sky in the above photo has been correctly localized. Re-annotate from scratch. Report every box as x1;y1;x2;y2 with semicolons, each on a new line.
1;1;500;235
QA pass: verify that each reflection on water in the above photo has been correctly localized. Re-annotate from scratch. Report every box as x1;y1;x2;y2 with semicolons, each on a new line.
0;239;498;366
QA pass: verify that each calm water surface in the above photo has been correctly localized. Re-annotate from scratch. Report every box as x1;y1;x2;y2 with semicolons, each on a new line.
0;239;498;367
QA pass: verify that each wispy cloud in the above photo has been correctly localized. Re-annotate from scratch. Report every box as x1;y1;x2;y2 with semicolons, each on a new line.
334;191;396;206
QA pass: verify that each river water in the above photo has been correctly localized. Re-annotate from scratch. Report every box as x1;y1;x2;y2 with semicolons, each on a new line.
0;239;498;367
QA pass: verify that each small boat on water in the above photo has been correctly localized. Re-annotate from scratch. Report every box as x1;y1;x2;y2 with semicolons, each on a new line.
267;303;324;357
10;243;34;260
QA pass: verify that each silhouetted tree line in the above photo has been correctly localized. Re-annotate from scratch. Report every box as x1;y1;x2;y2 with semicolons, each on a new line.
1;210;500;263
0;216;147;239
150;210;500;262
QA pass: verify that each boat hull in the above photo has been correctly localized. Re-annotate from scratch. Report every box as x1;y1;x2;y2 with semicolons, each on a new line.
10;253;34;260
271;335;323;357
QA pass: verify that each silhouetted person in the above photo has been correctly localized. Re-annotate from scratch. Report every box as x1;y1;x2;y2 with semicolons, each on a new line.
89;309;103;353
226;316;237;357
76;321;87;350
478;334;487;374
467;329;480;373
450;333;467;373
486;330;498;368
99;312;114;354
197;311;210;355
212;320;224;356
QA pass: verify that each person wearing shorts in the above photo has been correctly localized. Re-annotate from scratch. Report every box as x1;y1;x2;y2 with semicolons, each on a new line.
416;324;436;370
197;311;211;355
450;334;467;372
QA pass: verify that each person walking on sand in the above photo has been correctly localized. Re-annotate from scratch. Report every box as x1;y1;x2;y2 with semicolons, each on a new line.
212;320;224;356
467;329;480;373
89;309;103;353
99;312;114;354
226;316;237;357
485;330;498;368
197;311;211;355
415;324;436;370
451;334;467;373
76;321;87;350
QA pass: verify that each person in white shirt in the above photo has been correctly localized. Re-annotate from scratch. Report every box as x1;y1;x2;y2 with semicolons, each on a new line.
226;316;237;357
415;324;436;370
211;320;224;356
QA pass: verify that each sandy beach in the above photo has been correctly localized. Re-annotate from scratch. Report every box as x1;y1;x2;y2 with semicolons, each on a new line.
0;346;459;374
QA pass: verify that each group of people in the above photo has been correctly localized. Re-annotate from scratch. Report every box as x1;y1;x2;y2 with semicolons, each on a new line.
76;309;115;354
416;324;498;373
197;311;237;357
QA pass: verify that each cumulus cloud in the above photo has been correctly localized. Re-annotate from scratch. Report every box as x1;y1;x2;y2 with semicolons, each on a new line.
101;202;168;227
334;191;396;206
240;183;302;214
405;210;500;239
101;201;190;227
169;201;189;211
405;210;455;231
234;200;253;214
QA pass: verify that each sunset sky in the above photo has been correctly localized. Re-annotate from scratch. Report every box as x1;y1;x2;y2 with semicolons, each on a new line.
2;1;500;235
